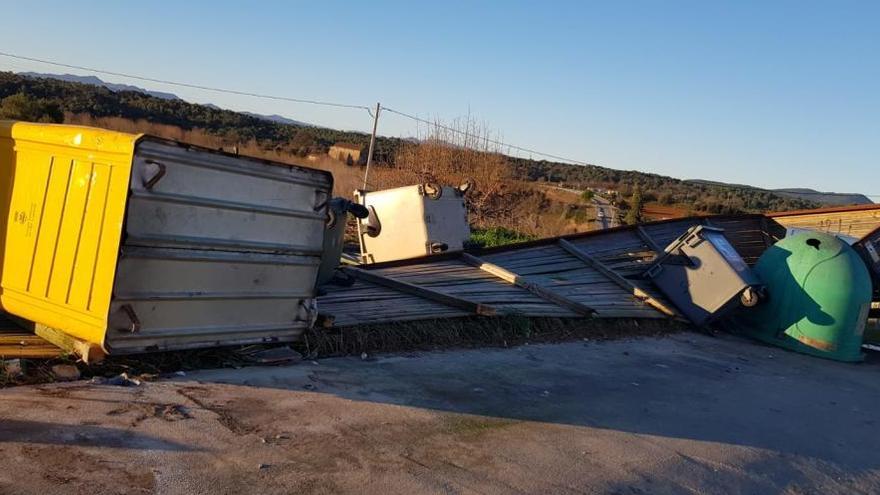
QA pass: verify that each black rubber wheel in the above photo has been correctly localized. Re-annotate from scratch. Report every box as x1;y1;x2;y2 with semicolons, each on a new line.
347;203;370;219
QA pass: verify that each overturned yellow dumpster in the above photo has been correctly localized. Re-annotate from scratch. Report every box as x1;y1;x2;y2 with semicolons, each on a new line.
0;121;333;354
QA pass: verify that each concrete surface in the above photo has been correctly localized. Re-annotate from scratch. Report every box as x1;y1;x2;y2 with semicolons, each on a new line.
0;332;878;494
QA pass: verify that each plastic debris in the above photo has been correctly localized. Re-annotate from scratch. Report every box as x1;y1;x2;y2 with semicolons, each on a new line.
90;372;142;387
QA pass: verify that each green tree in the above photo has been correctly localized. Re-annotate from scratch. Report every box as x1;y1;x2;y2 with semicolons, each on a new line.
0;93;63;123
580;189;594;202
624;186;644;225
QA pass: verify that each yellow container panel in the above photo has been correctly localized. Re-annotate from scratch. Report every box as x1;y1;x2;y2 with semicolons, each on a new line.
0;121;137;345
0;122;332;354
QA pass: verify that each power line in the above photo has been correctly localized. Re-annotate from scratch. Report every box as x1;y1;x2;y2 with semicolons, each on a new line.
0;51;371;112
5;49;872;194
382;107;592;166
0;50;596;167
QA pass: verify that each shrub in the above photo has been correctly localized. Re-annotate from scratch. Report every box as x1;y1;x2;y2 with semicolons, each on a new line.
0;93;63;123
467;227;536;248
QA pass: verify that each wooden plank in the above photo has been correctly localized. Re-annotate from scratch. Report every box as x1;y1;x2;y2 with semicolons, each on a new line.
342;266;500;317
636;225;665;253
558;239;677;317
0;341;64;359
33;324;106;363
460;253;596;316
0;324;64;359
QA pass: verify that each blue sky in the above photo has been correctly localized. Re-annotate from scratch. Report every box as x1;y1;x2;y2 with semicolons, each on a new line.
1;1;877;196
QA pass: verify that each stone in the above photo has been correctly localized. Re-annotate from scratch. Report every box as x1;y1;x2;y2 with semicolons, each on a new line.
51;364;81;382
2;359;23;378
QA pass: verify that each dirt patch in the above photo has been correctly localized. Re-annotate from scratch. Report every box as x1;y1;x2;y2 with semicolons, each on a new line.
440;415;519;437
643;203;690;220
176;386;257;436
13;444;156;495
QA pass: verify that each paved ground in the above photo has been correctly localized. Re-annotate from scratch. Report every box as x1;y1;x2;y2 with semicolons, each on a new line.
0;332;878;494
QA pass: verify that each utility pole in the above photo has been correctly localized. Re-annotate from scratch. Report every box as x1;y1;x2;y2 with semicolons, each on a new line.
357;102;381;262
362;102;381;190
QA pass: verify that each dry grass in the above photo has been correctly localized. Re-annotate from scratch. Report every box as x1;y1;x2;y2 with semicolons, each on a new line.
65;113;370;197
64;113;600;238
377;117;509;227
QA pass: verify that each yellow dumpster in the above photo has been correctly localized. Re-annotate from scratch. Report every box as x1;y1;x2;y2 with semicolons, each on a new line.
0;121;333;354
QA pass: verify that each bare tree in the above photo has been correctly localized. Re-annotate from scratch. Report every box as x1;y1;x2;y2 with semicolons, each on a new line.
383;115;509;227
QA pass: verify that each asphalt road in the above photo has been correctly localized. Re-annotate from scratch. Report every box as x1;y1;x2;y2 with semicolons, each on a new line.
541;185;617;229
593;195;616;229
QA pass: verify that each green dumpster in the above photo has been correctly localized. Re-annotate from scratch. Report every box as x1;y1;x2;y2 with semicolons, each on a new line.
741;231;872;362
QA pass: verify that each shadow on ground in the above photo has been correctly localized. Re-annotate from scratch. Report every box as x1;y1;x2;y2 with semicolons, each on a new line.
186;332;880;473
0;419;195;451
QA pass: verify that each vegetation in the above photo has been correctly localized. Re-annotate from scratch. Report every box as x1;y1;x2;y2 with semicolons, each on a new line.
511;156;820;213
0;92;63;122
623;186;645;225
468;227;537;248
0;70;821;224
0;71;400;159
379;116;509;228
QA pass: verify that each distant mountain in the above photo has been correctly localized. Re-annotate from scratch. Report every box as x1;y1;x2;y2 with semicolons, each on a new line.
18;72;314;127
772;188;873;206
240;111;309;127
19;72;181;100
687;180;872;207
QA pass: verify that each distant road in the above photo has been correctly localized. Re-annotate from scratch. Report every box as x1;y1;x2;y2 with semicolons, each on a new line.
542;185;617;229
593;195;617;229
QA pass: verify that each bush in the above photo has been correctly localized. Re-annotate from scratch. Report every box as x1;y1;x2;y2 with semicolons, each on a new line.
0;93;63;123
467;227;536;248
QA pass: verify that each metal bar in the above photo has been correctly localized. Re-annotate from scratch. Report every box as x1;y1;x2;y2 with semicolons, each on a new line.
460;253;595;316
558;239;677;317
363;102;381;189
636;225;665;253
120;247;321;266
129;190;326;221
124;235;324;256
342;266;499;317
759;217;774;248
137;146;331;189
112;291;315;301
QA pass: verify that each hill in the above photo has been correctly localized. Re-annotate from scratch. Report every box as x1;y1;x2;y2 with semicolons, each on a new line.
773;188;872;206
240;111;310;127
687;180;872;207
0;70;841;214
19;72;181;100
22;72;315;131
